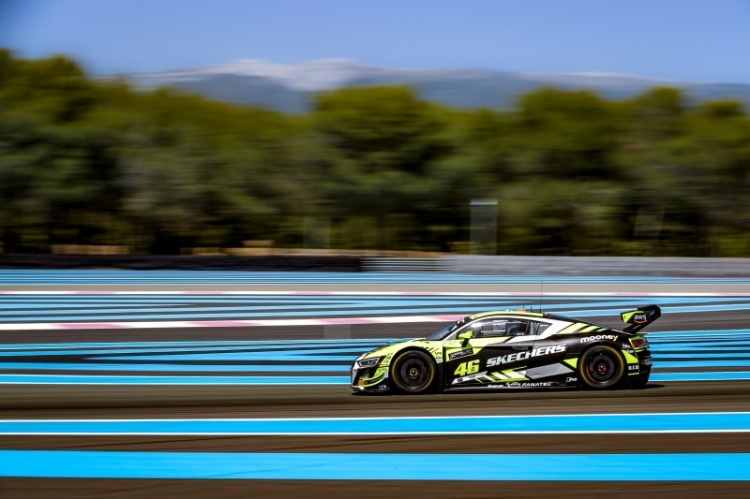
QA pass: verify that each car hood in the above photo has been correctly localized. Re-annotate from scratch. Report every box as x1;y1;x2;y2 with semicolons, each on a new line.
358;339;423;360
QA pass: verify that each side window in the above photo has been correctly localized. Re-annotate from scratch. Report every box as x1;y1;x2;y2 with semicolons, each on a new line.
476;319;531;337
451;321;480;340
531;321;551;336
461;318;545;338
504;321;529;336
478;319;510;337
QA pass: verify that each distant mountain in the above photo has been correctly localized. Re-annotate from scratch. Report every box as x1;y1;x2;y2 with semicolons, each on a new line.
123;59;750;113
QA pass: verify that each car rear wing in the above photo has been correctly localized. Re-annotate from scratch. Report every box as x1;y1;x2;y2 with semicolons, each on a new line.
621;304;661;334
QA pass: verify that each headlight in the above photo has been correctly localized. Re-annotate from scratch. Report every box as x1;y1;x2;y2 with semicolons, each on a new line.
357;357;382;368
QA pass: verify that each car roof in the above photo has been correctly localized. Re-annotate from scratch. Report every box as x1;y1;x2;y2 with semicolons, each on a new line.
468;310;546;320
468;309;613;330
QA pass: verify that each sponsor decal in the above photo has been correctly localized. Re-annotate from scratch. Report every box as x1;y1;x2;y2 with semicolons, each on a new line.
489;381;553;388
632;313;647;324
580;334;617;343
448;348;473;361
566;377;578;383
628;364;640;371
486;345;565;367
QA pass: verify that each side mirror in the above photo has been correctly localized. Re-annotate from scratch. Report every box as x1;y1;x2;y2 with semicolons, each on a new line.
457;330;474;342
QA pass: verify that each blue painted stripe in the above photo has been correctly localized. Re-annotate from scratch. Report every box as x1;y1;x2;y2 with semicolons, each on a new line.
2;296;748;322
566;303;750;319
6;296;736;305
11;344;750;359
3;360;750;373
5;357;750;373
0;296;532;305
0;332;749;384
653;360;750;368
0;296;689;304
654;349;750;357
1;412;748;435
650;329;750;336
3;349;750;363
0;450;748;480
644;328;745;339
2;268;748;283
95;353;358;361
0;362;346;372
651;371;750;381
0;374;347;384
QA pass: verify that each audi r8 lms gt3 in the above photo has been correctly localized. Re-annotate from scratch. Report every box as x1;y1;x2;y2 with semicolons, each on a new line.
351;305;659;394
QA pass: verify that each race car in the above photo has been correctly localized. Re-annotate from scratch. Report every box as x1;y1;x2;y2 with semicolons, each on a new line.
351;305;659;394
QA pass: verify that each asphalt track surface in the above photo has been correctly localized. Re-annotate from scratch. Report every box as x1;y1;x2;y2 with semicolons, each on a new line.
0;278;749;497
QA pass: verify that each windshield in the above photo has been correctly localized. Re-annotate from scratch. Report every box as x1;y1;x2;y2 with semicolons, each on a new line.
425;316;470;341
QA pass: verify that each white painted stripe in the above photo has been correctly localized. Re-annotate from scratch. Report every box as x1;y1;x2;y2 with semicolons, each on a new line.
0;323;61;330
0;290;748;296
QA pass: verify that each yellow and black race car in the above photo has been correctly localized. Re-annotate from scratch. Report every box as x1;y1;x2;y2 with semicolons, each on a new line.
351;305;659;394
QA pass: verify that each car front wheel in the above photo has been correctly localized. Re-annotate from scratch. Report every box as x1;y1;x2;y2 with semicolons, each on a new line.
390;350;437;394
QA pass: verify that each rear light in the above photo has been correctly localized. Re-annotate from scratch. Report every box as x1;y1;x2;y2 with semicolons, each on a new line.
630;337;648;348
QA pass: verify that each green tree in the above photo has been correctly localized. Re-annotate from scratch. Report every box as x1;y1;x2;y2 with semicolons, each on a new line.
313;86;451;249
513;88;621;180
1;50;749;257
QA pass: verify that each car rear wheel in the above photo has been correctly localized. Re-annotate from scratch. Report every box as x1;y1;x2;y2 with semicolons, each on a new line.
579;345;625;389
390;350;437;394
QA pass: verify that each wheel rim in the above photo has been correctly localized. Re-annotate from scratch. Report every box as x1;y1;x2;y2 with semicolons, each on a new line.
395;354;434;391
399;357;428;387
585;352;618;384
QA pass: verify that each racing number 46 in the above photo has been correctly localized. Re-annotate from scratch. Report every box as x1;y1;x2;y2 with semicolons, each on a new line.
454;360;479;376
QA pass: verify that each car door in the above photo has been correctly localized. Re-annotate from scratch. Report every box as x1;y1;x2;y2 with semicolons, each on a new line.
444;316;536;388
519;320;570;383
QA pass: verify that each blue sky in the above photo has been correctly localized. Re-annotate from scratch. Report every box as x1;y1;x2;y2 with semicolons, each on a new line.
1;0;749;82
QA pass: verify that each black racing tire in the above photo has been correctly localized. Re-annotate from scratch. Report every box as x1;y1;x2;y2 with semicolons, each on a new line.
579;345;625;389
390;350;437;394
